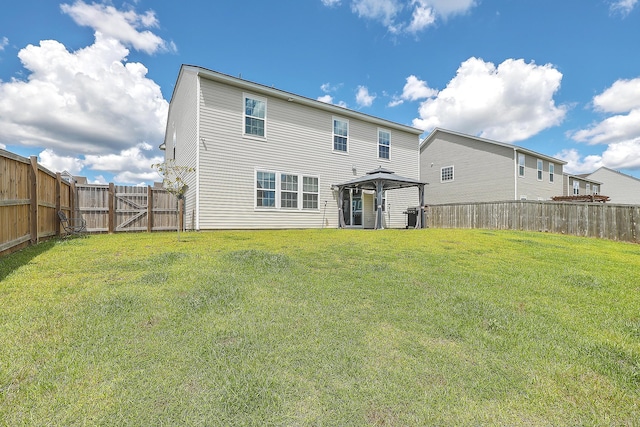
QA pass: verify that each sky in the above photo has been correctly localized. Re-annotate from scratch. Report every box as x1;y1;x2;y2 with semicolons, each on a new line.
1;0;640;185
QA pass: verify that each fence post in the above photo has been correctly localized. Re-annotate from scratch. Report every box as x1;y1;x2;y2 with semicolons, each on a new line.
147;185;153;233
108;183;115;233
29;156;39;244
55;172;62;237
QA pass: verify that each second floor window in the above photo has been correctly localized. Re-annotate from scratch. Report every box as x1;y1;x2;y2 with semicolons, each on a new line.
244;95;266;138
518;154;525;177
537;159;543;181
378;129;390;160
333;118;348;152
549;163;555;183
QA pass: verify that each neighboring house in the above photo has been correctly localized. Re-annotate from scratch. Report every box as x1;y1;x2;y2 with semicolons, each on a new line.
419;128;566;204
162;65;423;230
586;167;640;205
562;173;602;197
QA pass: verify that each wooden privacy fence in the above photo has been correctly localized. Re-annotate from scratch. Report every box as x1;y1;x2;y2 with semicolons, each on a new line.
427;200;640;243
1;149;181;257
75;184;180;233
1;151;74;256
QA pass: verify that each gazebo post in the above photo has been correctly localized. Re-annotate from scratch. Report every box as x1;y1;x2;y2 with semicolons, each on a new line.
338;186;346;228
418;184;425;229
375;180;384;229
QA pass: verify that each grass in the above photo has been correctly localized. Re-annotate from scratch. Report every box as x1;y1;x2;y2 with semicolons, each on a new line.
0;229;639;426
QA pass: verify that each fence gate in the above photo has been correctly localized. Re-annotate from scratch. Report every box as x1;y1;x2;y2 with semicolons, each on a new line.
75;184;178;233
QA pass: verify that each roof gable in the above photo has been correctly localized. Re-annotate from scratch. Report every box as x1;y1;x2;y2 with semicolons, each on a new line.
420;128;566;165
178;64;423;136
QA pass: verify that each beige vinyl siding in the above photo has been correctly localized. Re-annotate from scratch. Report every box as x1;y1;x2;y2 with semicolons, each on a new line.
164;69;199;229
515;154;563;201
420;132;515;204
587;168;640;204
420;130;565;204
196;78;420;229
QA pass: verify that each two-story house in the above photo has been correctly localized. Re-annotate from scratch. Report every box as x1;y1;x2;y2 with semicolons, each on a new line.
162;65;423;230
562;173;602;197
419;128;566;204
586;167;640;205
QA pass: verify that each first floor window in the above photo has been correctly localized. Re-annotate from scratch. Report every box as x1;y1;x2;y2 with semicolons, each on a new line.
256;171;276;207
281;174;298;208
333;118;348;152
573;181;580;195
256;170;319;210
441;165;454;182
586;183;591;195
518;153;525;177
593;185;599;195
378;129;390;160
303;177;319;209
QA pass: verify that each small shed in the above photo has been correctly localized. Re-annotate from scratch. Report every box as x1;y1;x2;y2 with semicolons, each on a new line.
334;167;428;229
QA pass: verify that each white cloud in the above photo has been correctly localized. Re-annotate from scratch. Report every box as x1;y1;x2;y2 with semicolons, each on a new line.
39;149;85;175
0;37;8;51
37;143;163;184
407;2;436;33
401;75;438;101
592;77;640;114
610;0;638;15
60;1;175;54
600;138;640;169
324;0;476;33
317;94;334;104
571;78;640;146
555;149;603;175
412;57;566;143
351;0;402;30
355;85;376;107
0;33;168;156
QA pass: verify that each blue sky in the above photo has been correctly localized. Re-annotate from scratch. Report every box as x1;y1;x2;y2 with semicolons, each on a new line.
1;0;640;184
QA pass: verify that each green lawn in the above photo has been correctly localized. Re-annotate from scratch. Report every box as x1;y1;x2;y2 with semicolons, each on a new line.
1;229;638;426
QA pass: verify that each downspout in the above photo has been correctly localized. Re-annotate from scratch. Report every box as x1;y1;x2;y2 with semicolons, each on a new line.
195;76;201;231
513;148;517;200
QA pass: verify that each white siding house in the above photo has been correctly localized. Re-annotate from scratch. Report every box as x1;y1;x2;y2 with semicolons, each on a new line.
419;129;566;204
162;65;423;230
586;167;640;205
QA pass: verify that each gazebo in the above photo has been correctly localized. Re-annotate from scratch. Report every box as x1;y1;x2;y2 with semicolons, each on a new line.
334;167;428;229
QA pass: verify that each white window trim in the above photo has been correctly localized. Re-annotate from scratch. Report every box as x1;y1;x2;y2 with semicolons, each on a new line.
537;159;543;181
549;163;555;183
586;183;591;195
254;169;320;211
377;128;391;161
440;165;454;183
243;93;267;141
518;153;525;177
573;180;580;195
332;117;349;154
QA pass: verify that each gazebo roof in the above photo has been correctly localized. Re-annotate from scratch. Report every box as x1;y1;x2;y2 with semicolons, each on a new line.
335;167;427;191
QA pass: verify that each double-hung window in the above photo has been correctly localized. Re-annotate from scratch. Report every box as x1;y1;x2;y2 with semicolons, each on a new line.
518;154;525;177
586;183;591;195
303;177;319;209
280;174;298;208
256;171;276;207
537;159;543;181
441;166;454;182
573;181;580;195
378;129;390;160
333;118;348;152
256;171;319;210
244;94;266;138
549;163;555;183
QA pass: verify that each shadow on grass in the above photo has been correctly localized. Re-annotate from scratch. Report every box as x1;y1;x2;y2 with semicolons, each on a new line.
0;239;58;282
